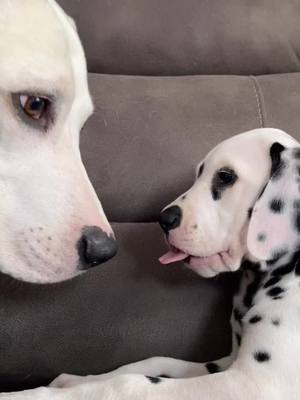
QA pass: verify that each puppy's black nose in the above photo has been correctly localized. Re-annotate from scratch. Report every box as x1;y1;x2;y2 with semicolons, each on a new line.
78;226;118;269
159;206;182;233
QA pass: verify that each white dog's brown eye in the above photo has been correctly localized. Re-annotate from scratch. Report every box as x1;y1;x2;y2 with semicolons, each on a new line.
19;95;50;120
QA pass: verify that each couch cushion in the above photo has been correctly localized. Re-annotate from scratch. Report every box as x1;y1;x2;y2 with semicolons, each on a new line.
58;0;300;76
0;223;234;391
81;72;300;222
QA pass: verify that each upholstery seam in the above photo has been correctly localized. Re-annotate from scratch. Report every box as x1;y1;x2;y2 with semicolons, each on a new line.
250;76;265;128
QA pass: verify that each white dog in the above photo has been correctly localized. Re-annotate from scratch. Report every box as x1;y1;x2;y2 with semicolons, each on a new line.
0;0;117;285
2;1;300;400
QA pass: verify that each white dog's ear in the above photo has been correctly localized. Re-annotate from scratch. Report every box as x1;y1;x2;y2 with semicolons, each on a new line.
247;143;300;262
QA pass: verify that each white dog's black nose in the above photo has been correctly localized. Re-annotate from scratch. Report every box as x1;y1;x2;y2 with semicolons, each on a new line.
159;206;182;233
78;226;118;269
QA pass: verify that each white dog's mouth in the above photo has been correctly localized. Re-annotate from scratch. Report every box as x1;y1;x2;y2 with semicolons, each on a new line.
159;245;232;269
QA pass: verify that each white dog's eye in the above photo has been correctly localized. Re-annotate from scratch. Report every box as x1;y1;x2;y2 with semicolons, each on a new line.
217;168;237;185
19;95;50;121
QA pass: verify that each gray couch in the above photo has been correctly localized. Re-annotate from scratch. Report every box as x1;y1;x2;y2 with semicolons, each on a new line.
1;0;300;391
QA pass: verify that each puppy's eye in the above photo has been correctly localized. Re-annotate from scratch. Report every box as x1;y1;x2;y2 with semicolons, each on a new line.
217;168;237;185
19;95;50;120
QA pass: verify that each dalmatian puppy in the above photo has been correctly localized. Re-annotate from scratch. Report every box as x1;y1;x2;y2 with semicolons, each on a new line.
4;126;300;400
0;0;117;285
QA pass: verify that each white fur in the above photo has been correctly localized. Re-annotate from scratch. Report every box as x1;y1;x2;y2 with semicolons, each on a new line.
0;0;113;283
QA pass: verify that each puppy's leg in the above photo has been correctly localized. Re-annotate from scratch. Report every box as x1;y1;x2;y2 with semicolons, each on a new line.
51;367;266;400
51;352;236;388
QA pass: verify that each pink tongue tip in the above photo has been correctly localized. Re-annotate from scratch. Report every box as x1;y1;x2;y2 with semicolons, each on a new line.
159;250;189;265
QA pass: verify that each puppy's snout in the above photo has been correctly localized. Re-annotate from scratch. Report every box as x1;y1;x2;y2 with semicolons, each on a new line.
78;226;118;269
159;206;182;233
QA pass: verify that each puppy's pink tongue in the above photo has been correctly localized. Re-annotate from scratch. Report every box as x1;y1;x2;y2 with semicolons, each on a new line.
159;250;189;265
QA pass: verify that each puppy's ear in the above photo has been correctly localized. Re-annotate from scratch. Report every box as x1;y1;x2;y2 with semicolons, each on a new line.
247;143;299;261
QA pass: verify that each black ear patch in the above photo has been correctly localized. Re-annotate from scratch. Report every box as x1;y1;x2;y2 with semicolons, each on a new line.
270;142;286;180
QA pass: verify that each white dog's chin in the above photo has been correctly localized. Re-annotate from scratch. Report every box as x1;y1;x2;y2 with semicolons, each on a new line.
159;245;241;278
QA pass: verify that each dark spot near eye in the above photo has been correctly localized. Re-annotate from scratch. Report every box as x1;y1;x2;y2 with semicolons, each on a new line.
211;167;238;201
235;333;241;346
263;276;281;288
270;142;286;180
267;248;288;266
197;163;204;178
146;376;161;384
249;315;262;324
269;198;284;213
192;224;198;229
182;195;186;201
267;286;285;297
257;233;266;242
271;318;280;326
248;208;253;219
273;296;283;300
254;351;271;362
206;363;220;374
48;237;52;241
159;375;170;379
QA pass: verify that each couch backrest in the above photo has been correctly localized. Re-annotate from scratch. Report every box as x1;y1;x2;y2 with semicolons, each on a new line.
59;0;300;76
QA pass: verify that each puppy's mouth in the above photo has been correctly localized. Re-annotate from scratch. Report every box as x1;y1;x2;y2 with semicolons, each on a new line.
159;245;231;268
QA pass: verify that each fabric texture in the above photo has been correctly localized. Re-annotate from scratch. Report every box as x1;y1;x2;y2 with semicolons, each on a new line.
59;0;300;76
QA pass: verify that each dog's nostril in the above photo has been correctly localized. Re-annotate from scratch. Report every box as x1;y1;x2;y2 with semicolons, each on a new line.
158;206;182;233
77;226;118;269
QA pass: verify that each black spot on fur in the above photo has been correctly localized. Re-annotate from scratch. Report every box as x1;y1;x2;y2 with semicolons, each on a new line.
254;351;271;362
267;286;285;297
257;233;266;242
263;276;281;289
273;296;284;300
197;163;204;178
295;258;300;276
272;318;280;326
211;167;237;201
267;248;288;266
272;261;294;277
270;142;286;180
181;195;186;201
206;363;220;374
248;208;253;219
249;315;262;324
159;375;170;379
146;376;161;384
243;270;265;308
235;333;242;346
293;200;300;233
269;198;284;213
